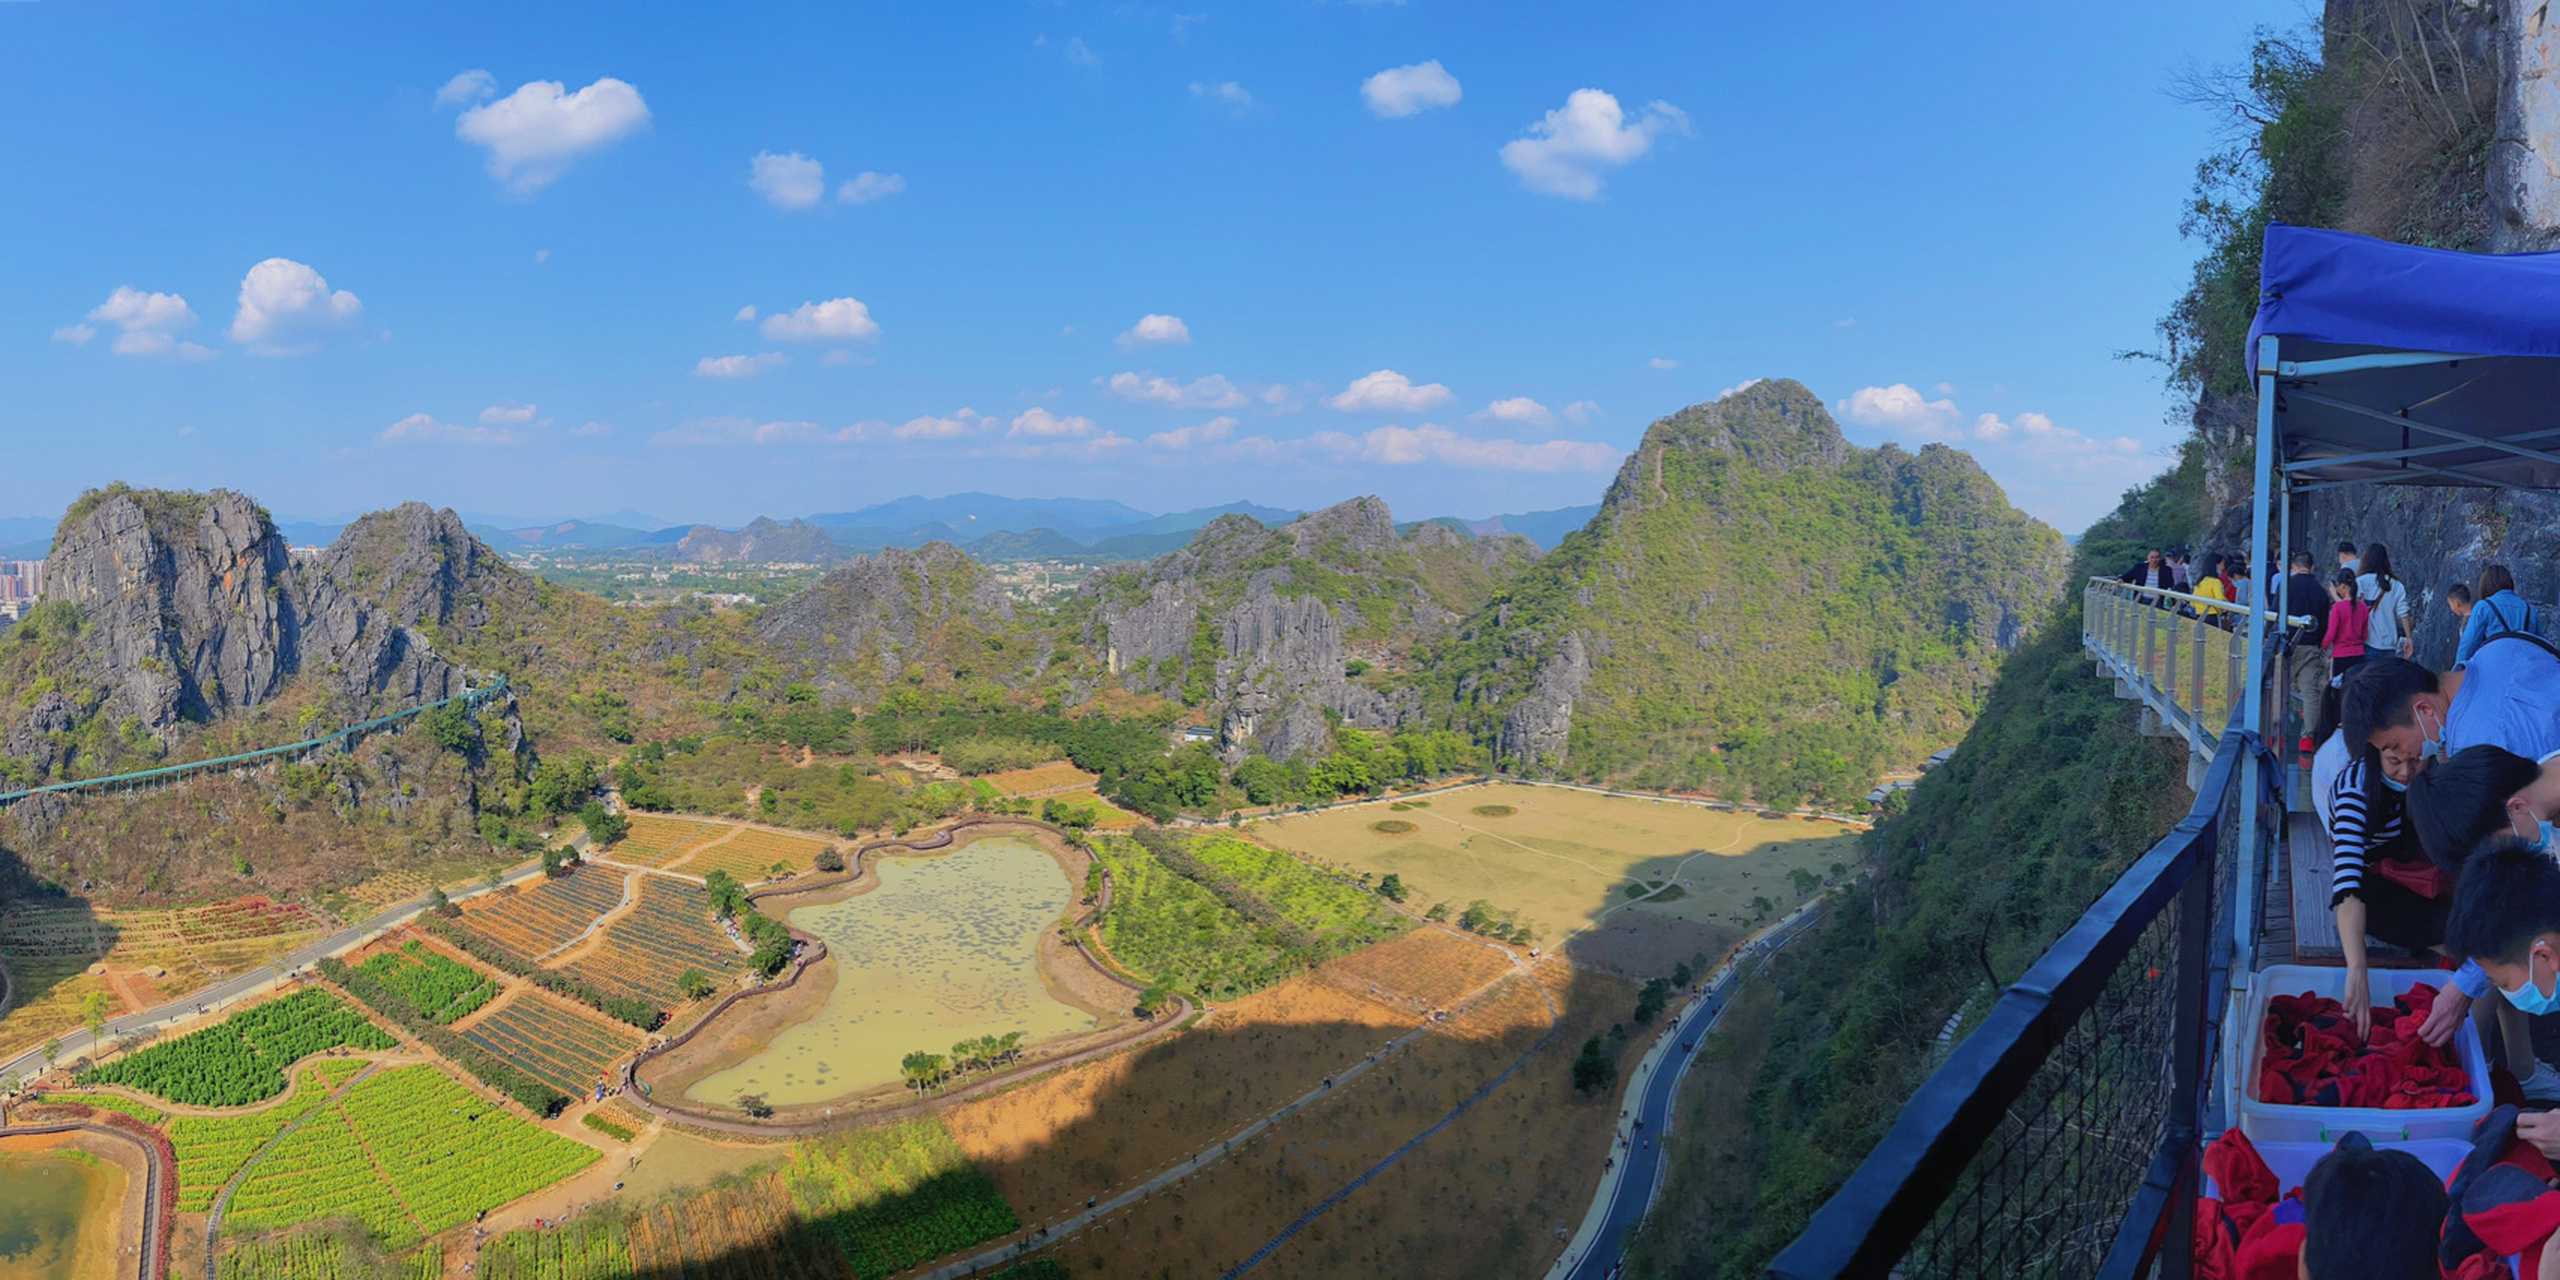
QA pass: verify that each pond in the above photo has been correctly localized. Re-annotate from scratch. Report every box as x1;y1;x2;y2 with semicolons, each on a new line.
684;835;1097;1103
0;1148;123;1280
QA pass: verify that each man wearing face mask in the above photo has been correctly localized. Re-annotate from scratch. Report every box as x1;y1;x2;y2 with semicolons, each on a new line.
2444;842;2560;1159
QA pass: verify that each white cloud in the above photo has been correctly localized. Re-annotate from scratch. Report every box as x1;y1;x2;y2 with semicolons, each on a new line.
734;304;758;322
434;70;496;109
1315;422;1616;471
893;408;993;440
379;412;517;445
1834;317;1857;328
533;248;550;263
1361;61;1461;118
479;402;538;425
454;77;651;196
1836;383;1959;433
1116;313;1190;349
1065;37;1099;66
694;352;786;378
838;171;906;204
68;286;213;360
228;259;362;356
1103;371;1246;409
1191;80;1254;110
1935;381;1957;395
760;298;880;343
1564;400;1599;425
651;416;856;446
1648;357;1678;370
1326;368;1451;413
571;421;611;437
1009;406;1096;438
1480;396;1553;426
1499;89;1688;199
1146;416;1238;450
749;151;825;210
1717;379;1763;400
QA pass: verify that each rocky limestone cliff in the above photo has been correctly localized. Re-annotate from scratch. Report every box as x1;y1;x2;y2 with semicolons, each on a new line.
1085;496;1531;761
37;486;295;733
294;502;534;705
1443;379;2069;802
755;542;1030;698
673;517;842;565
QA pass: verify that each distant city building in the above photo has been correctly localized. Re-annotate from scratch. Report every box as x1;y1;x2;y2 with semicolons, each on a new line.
0;559;44;606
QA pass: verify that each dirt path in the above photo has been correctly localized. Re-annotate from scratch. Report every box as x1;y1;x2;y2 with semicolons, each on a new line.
657;824;744;874
201;1057;393;1275
534;870;647;966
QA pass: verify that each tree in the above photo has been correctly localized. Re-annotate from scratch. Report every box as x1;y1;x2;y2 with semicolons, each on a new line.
1671;962;1694;988
1787;867;1821;897
678;968;716;1000
425;886;454;917
1572;1036;1616;1096
423;701;477;754
579;800;628;848
737;1092;773;1118
1425;901;1451;922
901;1051;948;1091
79;990;111;1052
541;845;572;877
1376;873;1408;903
1135;984;1173;1018
815;846;847;873
1750;895;1777;918
1634;978;1672;1026
40;1038;60;1070
704;870;746;919
1231;756;1289;806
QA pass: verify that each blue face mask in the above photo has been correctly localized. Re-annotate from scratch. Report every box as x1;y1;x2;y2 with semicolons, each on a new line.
2502;947;2560;1018
2381;770;2409;794
2540;819;2556;854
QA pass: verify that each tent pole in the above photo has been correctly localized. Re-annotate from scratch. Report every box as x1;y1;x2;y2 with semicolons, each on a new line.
2235;335;2279;983
2277;469;2294;803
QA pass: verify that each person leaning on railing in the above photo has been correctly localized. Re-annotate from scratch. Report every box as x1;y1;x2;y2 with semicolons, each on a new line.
2119;548;2177;596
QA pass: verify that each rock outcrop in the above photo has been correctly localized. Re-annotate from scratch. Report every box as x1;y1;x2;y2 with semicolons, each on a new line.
673;517;842;565
755;543;1028;696
294;502;535;705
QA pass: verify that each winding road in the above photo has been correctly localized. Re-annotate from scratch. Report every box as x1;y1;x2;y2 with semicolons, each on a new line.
1551;897;1832;1280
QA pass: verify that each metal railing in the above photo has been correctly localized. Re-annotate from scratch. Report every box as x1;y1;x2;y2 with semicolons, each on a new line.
2080;579;2303;760
1766;718;2245;1279
0;677;508;808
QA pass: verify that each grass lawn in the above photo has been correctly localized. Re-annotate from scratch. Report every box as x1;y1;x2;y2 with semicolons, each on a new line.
1247;781;1861;944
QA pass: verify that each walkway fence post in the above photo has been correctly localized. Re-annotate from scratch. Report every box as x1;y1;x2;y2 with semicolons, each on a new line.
2236;334;2280;981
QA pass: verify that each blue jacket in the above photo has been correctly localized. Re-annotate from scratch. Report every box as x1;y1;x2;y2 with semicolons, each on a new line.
2456;589;2542;665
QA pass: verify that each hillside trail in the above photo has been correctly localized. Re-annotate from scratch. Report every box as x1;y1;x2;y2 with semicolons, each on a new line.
201;1056;395;1275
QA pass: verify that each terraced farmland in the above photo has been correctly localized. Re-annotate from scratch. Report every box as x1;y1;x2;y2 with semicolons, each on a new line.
681;826;828;883
167;1059;369;1211
559;879;742;1008
462;990;638;1099
353;940;496;1024
226;1063;598;1246
610;815;724;867
79;988;393;1105
456;870;624;958
0;895;326;1058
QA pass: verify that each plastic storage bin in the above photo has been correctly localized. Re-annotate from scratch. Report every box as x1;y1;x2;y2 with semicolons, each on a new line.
2231;963;2492;1144
2245;1136;2472;1193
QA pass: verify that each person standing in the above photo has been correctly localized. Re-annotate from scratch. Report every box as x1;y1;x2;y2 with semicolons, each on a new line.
2119;549;2175;594
2312;570;2372;747
2171;551;2194;592
2358;542;2414;660
2459;564;2545;666
2338;541;2362;576
2287;551;2329;756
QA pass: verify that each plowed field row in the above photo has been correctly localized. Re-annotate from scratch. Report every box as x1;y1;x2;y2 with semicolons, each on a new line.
459;872;624;957
611;815;724;867
559;880;739;1007
463;993;635;1098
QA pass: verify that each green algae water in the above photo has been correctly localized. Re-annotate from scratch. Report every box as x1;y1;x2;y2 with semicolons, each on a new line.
0;1151;118;1280
685;836;1095;1103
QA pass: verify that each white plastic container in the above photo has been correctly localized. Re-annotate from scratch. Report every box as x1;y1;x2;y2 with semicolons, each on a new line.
2231;963;2492;1144
2240;1136;2473;1195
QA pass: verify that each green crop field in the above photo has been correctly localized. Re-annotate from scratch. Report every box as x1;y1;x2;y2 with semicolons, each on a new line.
217;1233;440;1280
1190;833;1393;937
225;1063;599;1246
353;941;496;1024
1089;830;1397;999
785;1119;1021;1279
80;989;394;1106
167;1059;366;1211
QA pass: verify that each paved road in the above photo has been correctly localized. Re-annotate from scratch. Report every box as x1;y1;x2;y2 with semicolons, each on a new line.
1556;901;1830;1280
0;855;548;1086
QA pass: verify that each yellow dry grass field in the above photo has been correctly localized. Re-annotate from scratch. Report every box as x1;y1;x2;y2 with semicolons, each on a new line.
610;815;725;866
678;826;829;883
1315;925;1516;1013
0;897;325;1059
1250;782;1861;944
944;975;1413;1225
1046;789;1143;831
984;761;1100;796
1035;958;1632;1279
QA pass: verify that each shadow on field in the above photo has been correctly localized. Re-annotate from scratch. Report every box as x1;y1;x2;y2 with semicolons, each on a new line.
495;961;1649;1280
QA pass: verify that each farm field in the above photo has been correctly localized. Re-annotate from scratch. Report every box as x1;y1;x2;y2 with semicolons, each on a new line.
167;1058;370;1211
79;988;393;1106
680;824;829;883
0;895;327;1059
455;868;625;959
983;761;1097;796
225;1063;598;1246
1251;782;1859;973
473;1117;1015;1280
1044;788;1141;830
1028;958;1633;1279
1314;925;1517;1012
608;814;724;866
461;989;638;1099
944;972;1413;1224
352;940;496;1024
1087;830;1399;999
217;1233;440;1280
558;877;741;1008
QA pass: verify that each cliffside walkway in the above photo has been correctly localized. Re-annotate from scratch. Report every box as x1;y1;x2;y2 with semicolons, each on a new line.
0;677;508;808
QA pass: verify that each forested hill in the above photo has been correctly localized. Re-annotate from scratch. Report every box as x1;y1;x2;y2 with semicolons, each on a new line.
1435;378;2069;804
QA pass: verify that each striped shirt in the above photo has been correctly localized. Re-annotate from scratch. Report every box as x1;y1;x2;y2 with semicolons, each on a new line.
2326;753;2406;907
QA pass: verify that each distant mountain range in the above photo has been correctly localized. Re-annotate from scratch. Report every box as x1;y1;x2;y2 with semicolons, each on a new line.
7;492;1595;565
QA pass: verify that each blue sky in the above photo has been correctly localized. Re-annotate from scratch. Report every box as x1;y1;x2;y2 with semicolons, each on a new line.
0;0;2295;533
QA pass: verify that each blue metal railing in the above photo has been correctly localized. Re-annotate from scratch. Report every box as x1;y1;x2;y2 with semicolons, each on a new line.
0;677;507;808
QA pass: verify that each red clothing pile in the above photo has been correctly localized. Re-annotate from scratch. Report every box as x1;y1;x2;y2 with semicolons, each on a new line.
2196;1130;2307;1280
2257;984;2477;1110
